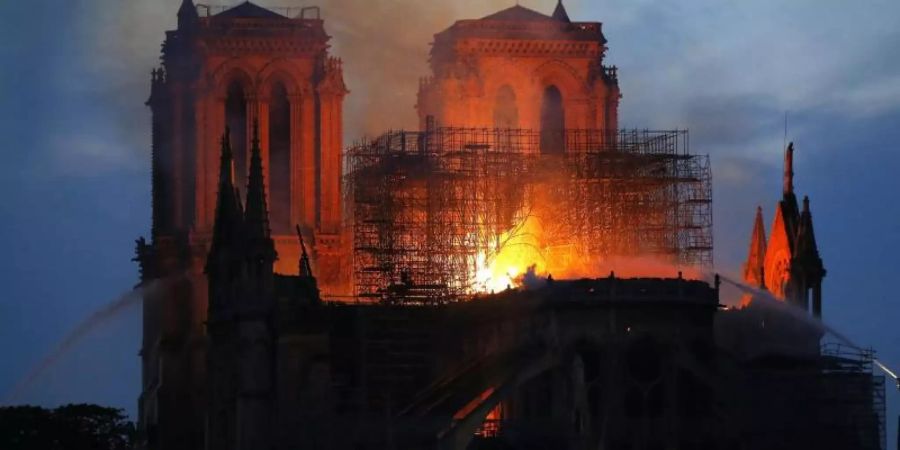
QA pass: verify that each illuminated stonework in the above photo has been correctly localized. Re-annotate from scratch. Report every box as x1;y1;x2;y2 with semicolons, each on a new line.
742;142;826;315
417;4;620;136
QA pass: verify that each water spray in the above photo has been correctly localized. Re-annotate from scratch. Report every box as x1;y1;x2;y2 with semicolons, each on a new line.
717;273;900;390
2;276;179;404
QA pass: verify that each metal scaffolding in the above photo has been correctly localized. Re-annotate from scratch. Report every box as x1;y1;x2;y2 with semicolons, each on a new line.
344;127;712;303
821;344;887;450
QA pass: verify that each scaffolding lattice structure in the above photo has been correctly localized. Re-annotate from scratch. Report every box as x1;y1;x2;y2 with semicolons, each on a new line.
821;343;887;450
344;127;712;303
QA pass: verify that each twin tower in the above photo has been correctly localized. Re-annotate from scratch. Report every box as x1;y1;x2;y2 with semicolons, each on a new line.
137;1;620;448
141;0;621;317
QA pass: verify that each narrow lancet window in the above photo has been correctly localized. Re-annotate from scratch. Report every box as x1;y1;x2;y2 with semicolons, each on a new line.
269;82;292;233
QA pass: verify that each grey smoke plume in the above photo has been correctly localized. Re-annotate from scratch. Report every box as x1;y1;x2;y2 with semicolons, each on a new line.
312;0;514;135
2;278;172;405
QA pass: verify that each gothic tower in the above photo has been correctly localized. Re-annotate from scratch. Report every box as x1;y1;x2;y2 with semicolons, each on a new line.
417;1;620;149
137;2;346;448
742;143;826;316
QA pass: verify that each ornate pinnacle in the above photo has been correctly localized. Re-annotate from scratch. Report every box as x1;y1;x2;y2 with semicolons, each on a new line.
244;119;271;240
177;0;199;30
552;0;571;23
208;128;243;270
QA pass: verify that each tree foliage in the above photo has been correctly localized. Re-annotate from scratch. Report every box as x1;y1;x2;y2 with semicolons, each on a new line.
0;404;134;450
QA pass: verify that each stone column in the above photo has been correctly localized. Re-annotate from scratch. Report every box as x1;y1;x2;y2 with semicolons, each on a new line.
288;93;302;229
193;89;211;231
607;87;620;133
318;94;335;232
171;83;185;229
318;93;344;233
300;88;316;226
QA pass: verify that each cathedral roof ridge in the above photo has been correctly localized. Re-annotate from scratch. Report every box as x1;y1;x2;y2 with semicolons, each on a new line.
480;4;555;22
215;1;286;19
436;3;606;45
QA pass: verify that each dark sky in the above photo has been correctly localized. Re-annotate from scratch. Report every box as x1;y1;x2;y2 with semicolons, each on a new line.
1;0;899;445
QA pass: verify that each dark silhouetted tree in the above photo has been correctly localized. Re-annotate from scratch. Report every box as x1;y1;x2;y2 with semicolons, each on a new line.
0;404;134;450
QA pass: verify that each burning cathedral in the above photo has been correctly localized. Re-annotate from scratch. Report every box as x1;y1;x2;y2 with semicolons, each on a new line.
133;1;886;449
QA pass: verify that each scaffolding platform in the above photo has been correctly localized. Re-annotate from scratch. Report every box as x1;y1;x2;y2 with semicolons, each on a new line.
344;127;713;303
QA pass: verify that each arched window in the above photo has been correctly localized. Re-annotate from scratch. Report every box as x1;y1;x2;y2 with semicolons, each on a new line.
269;82;291;233
493;85;518;129
225;81;248;200
540;85;565;154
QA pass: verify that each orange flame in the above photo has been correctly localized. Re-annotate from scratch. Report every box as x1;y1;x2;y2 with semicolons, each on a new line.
470;206;702;293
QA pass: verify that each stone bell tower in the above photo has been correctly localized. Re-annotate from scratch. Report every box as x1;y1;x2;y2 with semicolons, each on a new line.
417;1;620;150
136;1;347;448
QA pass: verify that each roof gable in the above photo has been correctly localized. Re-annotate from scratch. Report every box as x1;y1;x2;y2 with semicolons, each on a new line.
480;5;554;22
763;203;794;299
216;1;284;19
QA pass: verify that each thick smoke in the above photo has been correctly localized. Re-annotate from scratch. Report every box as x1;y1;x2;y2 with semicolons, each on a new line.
321;0;512;135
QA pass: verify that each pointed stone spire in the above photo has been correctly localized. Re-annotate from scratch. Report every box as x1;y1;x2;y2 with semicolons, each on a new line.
743;206;767;288
552;0;571;22
783;142;794;195
210;128;243;250
244;119;271;241
177;0;199;30
779;142;800;249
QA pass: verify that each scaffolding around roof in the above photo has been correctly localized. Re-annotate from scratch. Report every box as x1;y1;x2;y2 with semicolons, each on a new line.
344;127;712;304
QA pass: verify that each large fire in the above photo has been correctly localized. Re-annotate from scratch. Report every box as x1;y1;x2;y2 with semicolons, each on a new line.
347;128;712;301
471;206;704;294
473;212;546;293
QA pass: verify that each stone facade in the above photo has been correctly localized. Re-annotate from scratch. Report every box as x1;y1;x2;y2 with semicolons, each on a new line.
417;3;621;144
137;2;347;448
132;3;880;450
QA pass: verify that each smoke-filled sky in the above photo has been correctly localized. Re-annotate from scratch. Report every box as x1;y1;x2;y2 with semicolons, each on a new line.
1;0;900;443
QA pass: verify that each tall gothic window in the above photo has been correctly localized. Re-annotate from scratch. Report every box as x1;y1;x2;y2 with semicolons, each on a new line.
269;82;291;234
540;85;565;154
225;81;248;200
